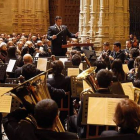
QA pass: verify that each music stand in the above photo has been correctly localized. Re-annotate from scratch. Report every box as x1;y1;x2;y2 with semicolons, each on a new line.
62;43;94;48
82;94;129;138
71;76;83;98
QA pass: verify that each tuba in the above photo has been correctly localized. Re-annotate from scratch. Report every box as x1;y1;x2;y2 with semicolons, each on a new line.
76;56;97;94
4;70;65;132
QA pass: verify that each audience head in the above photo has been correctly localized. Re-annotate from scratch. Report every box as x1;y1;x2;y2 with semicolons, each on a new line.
71;38;78;44
51;60;64;75
0;42;7;51
25;41;33;48
96;69;113;88
126;40;132;48
7;46;17;58
113;42;121;52
23;54;33;64
22;63;37;80
114;99;140;130
71;54;81;66
37;40;43;46
134;56;140;68
34;99;58;129
93;61;106;73
21;47;29;57
133;80;140;88
17;41;24;50
129;48;139;59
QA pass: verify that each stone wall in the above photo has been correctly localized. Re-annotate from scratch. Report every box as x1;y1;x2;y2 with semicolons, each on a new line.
0;0;50;34
79;0;130;51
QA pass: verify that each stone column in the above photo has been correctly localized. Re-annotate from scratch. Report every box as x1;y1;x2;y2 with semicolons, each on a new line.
79;0;130;50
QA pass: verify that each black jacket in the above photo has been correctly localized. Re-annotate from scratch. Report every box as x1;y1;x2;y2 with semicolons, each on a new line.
47;25;76;56
3;109;78;140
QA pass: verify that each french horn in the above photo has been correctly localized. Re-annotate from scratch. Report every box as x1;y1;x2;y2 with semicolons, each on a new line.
3;70;65;132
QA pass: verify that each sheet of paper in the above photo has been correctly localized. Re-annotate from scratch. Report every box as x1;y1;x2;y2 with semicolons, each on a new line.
67;68;79;76
59;58;68;65
0;87;13;96
6;59;16;72
105;98;121;125
87;97;122;125
35;53;39;58
121;82;134;100
79;63;83;71
83;81;91;90
0;95;12;113
37;58;47;71
123;64;129;74
87;97;106;125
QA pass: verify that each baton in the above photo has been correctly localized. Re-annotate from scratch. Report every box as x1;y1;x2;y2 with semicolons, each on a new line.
56;29;65;36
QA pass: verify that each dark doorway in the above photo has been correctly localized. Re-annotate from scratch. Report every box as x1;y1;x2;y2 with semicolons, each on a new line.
130;0;140;39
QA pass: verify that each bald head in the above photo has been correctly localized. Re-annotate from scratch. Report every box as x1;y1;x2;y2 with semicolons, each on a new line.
23;54;33;64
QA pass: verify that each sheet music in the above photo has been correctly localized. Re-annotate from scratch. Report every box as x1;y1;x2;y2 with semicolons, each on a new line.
87;98;106;125
105;98;121;125
0;94;12;113
67;68;79;76
87;97;122;125
37;58;47;71
123;64;129;74
59;58;68;65
0;87;12;95
6;59;16;72
121;82;134;100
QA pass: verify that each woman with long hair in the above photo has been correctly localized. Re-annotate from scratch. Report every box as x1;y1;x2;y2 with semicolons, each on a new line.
111;59;126;82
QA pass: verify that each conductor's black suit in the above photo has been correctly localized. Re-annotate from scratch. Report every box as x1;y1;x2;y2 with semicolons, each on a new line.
47;24;76;56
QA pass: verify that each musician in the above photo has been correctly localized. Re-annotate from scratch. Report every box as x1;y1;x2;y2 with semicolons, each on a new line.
3;99;78;140
47;16;78;56
97;42;111;61
47;60;71;92
71;54;82;67
101;99;140;137
124;40;133;62
109;42;125;63
15;54;40;79
76;70;113;138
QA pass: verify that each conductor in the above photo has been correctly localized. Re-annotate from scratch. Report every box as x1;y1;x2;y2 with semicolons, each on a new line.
47;16;79;56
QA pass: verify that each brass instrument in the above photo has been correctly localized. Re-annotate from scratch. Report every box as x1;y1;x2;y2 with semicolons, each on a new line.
77;67;97;93
77;55;97;92
4;71;65;132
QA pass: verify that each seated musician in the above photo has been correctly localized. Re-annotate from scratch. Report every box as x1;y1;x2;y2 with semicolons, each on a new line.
101;99;140;137
76;69;114;138
15;54;40;79
124;40;133;62
3;99;78;140
47;60;71;92
71;54;82;67
109;42;125;64
97;42;111;61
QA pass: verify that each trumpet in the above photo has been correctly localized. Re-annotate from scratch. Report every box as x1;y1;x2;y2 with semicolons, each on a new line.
4;71;65;132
